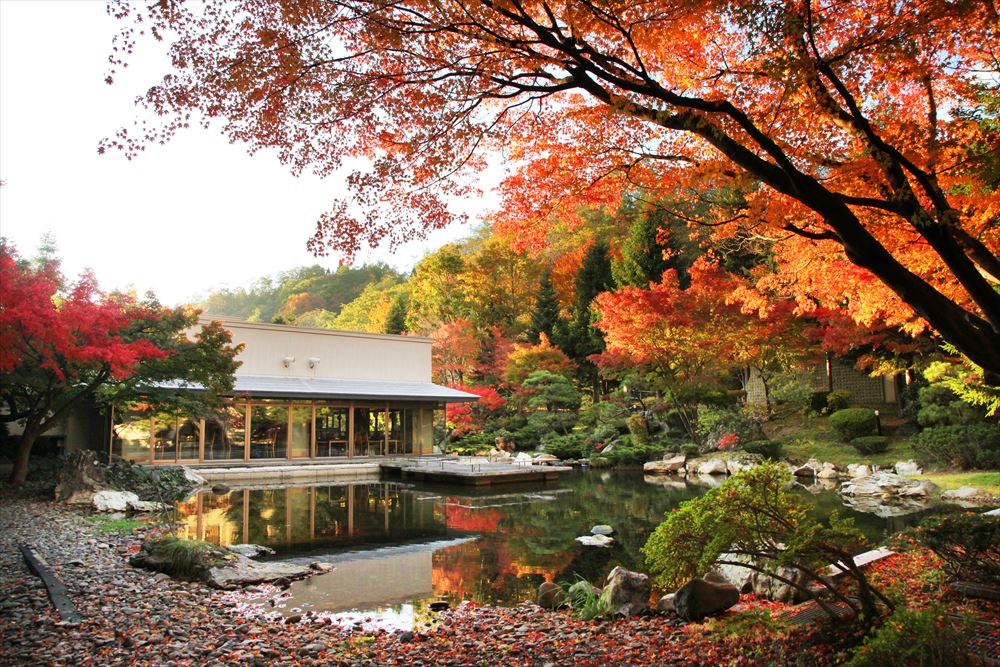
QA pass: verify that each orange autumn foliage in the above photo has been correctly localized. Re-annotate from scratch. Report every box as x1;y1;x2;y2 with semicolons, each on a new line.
105;1;1000;373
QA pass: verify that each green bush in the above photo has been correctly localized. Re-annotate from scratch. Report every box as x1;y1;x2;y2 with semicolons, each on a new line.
844;605;972;667
769;372;814;411
696;406;765;451
679;443;700;457
626;413;650;445
911;423;1000;469
740;440;783;459
597;437;667;464
913;513;999;584
643;462;887;621
851;436;889;455
826;390;853;412
542;433;587;460
828;408;877;441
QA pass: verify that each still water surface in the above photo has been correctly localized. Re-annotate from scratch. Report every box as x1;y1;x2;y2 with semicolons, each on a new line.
174;470;937;629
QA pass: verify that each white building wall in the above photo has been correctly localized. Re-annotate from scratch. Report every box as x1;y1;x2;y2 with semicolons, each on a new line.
203;320;433;383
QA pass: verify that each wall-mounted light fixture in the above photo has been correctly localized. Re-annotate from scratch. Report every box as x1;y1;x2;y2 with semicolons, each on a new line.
282;356;295;368
308;357;321;369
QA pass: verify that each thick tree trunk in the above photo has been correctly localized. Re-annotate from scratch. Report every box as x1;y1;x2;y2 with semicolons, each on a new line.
9;428;40;487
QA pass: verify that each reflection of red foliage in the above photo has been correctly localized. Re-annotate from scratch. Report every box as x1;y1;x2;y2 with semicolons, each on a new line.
446;504;505;533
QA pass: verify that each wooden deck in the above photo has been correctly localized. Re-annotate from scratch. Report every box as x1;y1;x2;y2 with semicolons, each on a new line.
380;460;572;486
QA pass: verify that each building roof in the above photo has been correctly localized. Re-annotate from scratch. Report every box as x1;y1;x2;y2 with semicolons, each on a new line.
155;375;479;403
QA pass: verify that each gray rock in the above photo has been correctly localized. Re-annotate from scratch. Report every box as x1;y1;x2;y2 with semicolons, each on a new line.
537;581;568;609
600;566;650;616
750;566;809;603
942;486;991;503
576;534;614;547
644;456;686;475
893;460;923;476
713;555;755;592
697;459;729;475
54;451;110;504
673;577;740;622
126;499;169;513
590;525;614;536
846;464;871;479
816;463;840;480
92;490;140;512
205;560;314;590
227;544;276;559
655;593;676;614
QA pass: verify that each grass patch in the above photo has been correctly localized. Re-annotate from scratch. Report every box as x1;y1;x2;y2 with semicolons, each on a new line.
913;472;1000;497
84;515;145;534
764;413;917;466
145;535;227;577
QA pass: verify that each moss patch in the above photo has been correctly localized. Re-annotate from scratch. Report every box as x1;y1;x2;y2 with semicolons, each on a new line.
83;515;145;534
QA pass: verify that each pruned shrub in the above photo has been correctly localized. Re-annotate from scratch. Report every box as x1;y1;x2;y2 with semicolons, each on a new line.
844;605;973;667
679;443;700;457
826;390;853;412
829;408;877;441
542;433;587;460
626;413;650;445
851;436;889;455
643;462;890;621
913;513;999;585
740;440;783;459
911;423;1000;469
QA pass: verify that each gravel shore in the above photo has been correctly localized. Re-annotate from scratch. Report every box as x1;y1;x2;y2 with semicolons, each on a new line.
1;491;851;666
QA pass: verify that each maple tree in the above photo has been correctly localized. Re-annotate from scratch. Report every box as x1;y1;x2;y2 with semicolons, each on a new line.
504;333;575;387
431;318;480;385
105;0;1000;376
594;262;752;440
445;384;506;437
0;243;242;485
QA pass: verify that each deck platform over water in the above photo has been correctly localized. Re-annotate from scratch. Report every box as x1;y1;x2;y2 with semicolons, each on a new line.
380;459;572;486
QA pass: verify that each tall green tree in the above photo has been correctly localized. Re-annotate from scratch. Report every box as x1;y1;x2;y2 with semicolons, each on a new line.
527;271;562;344
565;240;614;399
384;295;408;335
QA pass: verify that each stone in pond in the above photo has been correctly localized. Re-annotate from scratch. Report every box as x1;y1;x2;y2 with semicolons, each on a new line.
227;544;277;559
893;461;923;476
697;459;728;475
591;525;614;536
576;534;614;547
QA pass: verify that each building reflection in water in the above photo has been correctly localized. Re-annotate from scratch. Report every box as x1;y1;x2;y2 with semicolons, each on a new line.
176;482;447;551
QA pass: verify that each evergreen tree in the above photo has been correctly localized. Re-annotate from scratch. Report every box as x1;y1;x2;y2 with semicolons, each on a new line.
527;270;562;344
384;295;408;335
566;240;614;398
613;200;697;289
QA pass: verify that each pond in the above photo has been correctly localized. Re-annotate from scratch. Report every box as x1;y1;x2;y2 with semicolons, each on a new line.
174;470;941;630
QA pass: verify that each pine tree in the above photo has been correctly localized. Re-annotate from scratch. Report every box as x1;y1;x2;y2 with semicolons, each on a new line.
566;240;614;398
384;295;408;335
527;270;562;344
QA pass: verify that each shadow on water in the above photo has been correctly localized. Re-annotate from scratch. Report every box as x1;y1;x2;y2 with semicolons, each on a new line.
174;469;954;629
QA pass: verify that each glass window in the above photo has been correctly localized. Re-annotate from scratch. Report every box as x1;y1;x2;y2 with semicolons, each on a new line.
289;405;312;459
177;417;202;460
113;406;152;463
204;403;246;461
249;404;288;459
315;405;349;457
388;408;414;455
152;410;180;462
353;407;386;457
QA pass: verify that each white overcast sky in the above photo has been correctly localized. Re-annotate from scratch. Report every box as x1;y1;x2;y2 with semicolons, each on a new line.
0;0;494;305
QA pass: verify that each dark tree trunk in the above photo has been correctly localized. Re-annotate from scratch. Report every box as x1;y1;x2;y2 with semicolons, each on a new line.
9;427;40;487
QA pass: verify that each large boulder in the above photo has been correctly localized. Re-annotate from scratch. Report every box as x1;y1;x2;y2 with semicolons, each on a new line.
644;455;686;475
846;464;871;479
840;471;933;498
206;560;324;590
93;490;140;512
600;566;651;616
749;567;810;603
698;459;729;475
55;451;110;504
673;577;740;622
816;463;840;480
713;554;755;592
894;460;923;476
537;581;568;609
791;459;822;478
